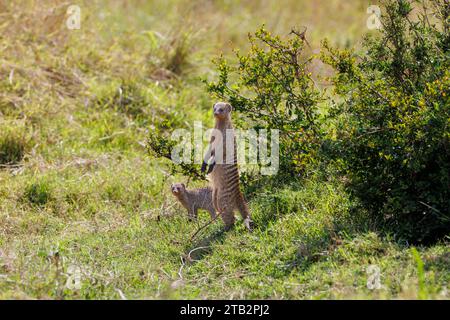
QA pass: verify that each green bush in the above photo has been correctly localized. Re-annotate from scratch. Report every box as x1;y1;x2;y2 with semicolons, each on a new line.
321;0;449;243
147;125;207;181
205;26;323;176
148;27;324;184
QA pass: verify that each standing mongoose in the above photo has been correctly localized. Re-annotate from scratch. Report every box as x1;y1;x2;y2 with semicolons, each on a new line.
171;183;216;221
201;102;254;231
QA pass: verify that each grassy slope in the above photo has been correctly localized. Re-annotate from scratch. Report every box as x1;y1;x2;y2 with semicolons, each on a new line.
0;0;448;299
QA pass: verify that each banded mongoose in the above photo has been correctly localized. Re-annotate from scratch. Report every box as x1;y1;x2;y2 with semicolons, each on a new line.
201;102;254;231
171;183;216;220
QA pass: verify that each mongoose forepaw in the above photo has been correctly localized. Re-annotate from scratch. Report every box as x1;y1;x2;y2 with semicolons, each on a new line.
201;161;208;173
206;162;215;174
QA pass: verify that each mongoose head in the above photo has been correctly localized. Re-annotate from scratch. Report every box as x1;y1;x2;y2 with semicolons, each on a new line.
171;183;186;196
213;102;232;121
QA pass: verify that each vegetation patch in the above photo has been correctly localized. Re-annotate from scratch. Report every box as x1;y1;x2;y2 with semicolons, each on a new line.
0;0;448;300
0;124;31;166
23;181;53;207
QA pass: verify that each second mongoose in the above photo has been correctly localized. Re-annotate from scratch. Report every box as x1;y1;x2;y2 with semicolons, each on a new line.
171;183;216;221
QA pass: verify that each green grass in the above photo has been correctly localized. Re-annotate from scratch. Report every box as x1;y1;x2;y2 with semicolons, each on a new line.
0;0;448;299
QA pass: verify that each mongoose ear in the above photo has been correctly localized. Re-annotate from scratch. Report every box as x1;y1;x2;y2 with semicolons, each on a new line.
181;183;186;189
226;103;232;112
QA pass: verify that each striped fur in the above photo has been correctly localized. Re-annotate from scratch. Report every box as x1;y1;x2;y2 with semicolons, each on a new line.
204;102;254;231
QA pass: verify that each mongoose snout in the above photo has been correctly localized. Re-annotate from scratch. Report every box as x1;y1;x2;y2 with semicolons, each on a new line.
171;183;185;195
213;102;232;120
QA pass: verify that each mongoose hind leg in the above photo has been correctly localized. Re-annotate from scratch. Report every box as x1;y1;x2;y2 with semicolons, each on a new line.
243;217;254;232
235;195;254;232
218;198;235;230
212;188;219;217
222;210;236;230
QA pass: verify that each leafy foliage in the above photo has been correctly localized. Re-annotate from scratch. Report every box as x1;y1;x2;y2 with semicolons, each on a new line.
147;125;206;181
205;27;323;175
321;0;450;243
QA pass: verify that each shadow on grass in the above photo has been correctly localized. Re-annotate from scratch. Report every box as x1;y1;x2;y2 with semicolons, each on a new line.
185;228;227;262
